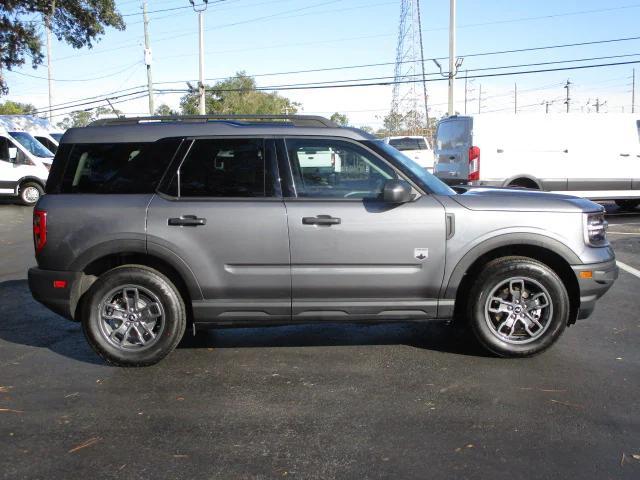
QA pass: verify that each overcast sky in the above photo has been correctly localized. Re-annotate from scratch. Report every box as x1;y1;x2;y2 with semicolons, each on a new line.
6;0;640;127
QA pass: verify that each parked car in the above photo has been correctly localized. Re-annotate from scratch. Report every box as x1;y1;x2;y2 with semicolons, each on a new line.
0;115;63;154
384;135;435;171
0;125;50;205
29;115;617;366
433;114;640;210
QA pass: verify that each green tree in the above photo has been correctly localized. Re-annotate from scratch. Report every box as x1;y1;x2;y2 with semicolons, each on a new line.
358;125;374;135
56;106;121;129
180;72;300;115
154;104;178;116
0;1;125;95
329;112;349;126
0;100;35;114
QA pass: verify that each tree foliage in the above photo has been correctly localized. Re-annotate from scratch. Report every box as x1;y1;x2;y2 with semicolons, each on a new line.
0;100;35;114
56;106;121;129
0;1;125;94
180;72;300;115
329;112;349;126
154;104;178;116
379;110;437;138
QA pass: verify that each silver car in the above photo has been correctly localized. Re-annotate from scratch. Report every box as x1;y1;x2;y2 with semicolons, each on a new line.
28;115;618;366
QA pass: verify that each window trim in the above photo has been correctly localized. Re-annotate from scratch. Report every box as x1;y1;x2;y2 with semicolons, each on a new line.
280;136;424;200
156;136;283;201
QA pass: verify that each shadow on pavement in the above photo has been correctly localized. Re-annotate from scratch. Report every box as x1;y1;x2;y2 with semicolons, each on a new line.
0;279;487;366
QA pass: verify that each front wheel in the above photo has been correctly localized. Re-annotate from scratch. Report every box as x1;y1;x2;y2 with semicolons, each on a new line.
468;256;569;357
81;265;186;366
18;182;43;206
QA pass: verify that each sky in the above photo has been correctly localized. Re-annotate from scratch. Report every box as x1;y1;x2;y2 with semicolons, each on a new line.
5;0;640;129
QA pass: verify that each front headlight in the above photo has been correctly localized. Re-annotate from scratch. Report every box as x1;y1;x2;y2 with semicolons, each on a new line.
584;212;608;246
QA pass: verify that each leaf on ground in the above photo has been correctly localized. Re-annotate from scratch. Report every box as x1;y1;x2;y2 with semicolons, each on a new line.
0;408;23;413
0;386;13;393
68;437;101;453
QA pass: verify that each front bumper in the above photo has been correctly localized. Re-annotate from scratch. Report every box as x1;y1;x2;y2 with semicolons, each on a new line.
28;267;84;321
572;259;618;320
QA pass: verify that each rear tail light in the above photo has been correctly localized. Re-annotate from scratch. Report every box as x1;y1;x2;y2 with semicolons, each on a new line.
33;209;47;254
468;146;480;181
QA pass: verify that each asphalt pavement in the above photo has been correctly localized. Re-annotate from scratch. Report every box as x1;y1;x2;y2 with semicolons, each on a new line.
0;201;639;480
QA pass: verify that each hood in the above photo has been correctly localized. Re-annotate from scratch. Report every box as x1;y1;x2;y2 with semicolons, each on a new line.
452;187;602;213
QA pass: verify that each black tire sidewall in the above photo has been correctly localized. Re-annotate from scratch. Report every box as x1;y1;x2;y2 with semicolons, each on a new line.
82;266;186;366
469;258;569;357
19;182;43;206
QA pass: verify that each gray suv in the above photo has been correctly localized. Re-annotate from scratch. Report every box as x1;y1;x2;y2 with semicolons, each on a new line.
28;115;618;366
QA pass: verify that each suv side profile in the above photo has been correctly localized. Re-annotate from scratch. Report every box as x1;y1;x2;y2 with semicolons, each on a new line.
28;115;618;366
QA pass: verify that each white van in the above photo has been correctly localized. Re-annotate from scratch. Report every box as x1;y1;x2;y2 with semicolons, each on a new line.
0;115;63;153
433;114;640;209
383;135;435;171
0;126;50;205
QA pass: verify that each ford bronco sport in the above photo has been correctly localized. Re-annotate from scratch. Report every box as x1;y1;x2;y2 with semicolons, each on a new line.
28;115;618;366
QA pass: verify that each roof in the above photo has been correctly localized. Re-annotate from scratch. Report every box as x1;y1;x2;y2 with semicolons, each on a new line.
62;115;376;144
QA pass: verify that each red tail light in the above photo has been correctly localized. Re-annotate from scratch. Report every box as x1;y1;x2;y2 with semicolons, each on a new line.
33;209;47;254
468;146;480;181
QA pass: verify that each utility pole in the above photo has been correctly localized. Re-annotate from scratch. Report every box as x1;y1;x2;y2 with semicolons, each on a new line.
447;0;456;115
594;98;606;113
632;68;636;113
190;0;208;115
45;1;56;121
564;79;571;113
542;100;551;114
142;1;154;115
514;82;517;114
416;0;429;126
478;84;482;114
464;71;468;115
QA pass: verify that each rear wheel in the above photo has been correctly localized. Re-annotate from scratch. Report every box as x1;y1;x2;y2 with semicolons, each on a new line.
81;265;186;366
18;182;43;206
467;256;569;357
615;200;640;211
506;178;539;190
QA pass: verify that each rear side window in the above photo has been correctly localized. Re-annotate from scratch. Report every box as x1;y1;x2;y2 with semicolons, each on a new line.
436;120;470;150
171;138;273;198
389;137;428;151
57;138;181;194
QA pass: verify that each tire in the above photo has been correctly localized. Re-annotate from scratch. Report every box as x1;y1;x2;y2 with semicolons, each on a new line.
467;256;569;358
18;182;43;206
615;200;640;211
81;265;186;367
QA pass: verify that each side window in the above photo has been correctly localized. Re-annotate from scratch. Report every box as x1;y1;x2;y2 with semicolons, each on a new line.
286;138;397;199
59;138;181;194
0;137;9;161
436;120;469;150
177;138;273;198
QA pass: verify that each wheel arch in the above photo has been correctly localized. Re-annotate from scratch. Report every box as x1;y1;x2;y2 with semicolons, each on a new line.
443;235;581;325
503;175;542;189
17;176;46;194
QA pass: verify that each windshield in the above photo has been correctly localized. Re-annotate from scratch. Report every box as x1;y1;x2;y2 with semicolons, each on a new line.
9;131;54;158
50;133;63;142
368;140;455;195
389;137;429;151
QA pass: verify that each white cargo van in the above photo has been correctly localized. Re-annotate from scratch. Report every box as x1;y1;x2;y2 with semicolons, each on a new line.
0;115;63;153
383;135;435;171
433;114;640;209
0;126;50;205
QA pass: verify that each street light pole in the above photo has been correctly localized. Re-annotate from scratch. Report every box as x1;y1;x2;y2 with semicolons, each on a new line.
190;0;208;115
447;0;456;115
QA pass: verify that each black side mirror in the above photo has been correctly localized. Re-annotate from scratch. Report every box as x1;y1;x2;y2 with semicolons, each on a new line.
382;179;412;203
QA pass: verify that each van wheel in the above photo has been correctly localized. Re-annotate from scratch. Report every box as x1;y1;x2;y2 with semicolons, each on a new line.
615;200;640;211
507;178;539;190
81;265;186;367
467;256;569;357
18;182;43;206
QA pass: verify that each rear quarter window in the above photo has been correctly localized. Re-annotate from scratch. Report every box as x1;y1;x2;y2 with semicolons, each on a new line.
51;138;182;194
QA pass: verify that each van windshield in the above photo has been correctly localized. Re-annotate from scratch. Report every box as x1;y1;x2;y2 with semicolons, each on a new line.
389;137;429;151
367;140;455;195
9;131;53;158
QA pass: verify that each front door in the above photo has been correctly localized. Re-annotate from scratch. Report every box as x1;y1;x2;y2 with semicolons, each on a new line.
147;137;291;324
281;137;447;321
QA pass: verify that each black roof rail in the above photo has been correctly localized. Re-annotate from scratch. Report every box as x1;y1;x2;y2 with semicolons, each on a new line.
89;114;338;128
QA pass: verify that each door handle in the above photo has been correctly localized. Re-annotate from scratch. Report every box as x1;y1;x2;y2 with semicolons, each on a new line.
168;215;207;227
448;155;456;160
619;153;630;157
302;215;341;226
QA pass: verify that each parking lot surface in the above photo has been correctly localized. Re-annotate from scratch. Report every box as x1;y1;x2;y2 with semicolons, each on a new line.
0;202;639;479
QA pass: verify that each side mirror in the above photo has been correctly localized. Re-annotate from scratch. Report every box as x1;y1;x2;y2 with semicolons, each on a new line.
8;147;18;162
382;179;413;203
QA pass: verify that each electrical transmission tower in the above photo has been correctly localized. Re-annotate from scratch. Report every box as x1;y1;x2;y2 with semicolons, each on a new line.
390;0;429;135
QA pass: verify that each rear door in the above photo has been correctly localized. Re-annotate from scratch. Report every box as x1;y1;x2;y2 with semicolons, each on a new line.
433;117;471;184
280;137;447;321
147;137;291;324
